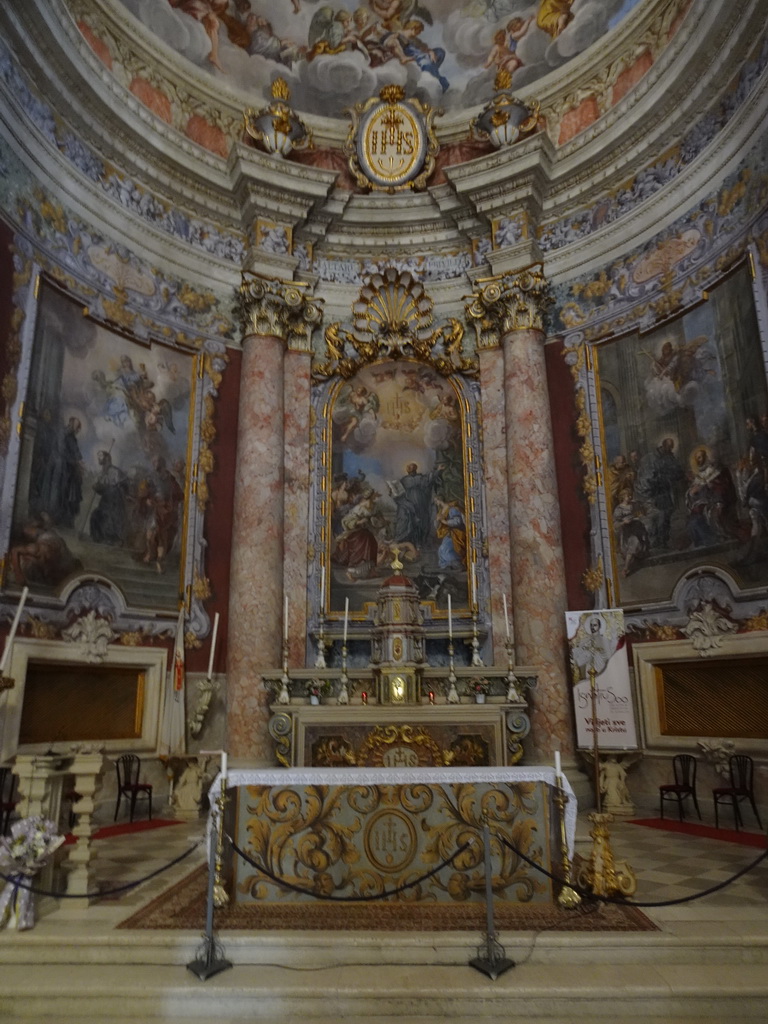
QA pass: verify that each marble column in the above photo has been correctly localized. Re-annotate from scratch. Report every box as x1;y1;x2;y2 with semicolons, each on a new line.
227;278;322;764
469;267;573;762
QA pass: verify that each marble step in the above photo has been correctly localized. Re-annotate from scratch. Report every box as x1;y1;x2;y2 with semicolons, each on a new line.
1;961;767;1022
3;927;768;967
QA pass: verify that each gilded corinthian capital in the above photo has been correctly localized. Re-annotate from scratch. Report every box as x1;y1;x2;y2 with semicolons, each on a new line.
465;264;552;349
238;274;324;351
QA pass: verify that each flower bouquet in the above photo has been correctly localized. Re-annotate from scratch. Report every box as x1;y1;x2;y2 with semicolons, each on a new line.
0;816;64;930
307;679;332;704
469;678;490;702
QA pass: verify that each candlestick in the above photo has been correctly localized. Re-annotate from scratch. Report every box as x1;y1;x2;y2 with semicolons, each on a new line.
320;565;325;610
343;597;349;644
283;596;289;642
0;586;29;675
207;612;220;680
447;594;452;639
555;751;561;777
220;750;228;788
471;564;477;608
502;594;510;641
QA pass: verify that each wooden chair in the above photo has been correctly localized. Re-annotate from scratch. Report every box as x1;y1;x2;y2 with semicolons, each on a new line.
713;754;763;831
113;754;152;823
659;754;701;821
1;766;18;834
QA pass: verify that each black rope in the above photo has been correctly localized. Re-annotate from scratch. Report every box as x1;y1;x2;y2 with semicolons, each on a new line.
495;832;768;908
228;834;476;903
0;839;202;899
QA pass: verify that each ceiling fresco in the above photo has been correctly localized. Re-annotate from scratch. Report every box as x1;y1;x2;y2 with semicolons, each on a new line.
116;0;643;119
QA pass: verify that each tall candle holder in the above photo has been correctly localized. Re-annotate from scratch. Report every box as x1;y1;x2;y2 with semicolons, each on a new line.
504;637;519;701
446;639;459;703
278;637;291;704
315;614;327;669
470;609;484;667
553;769;581;910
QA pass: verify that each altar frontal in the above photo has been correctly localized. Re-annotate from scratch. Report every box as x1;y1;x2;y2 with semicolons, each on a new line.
227;768;574;910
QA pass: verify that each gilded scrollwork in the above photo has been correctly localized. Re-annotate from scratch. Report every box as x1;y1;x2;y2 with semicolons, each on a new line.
239;273;324;352
465;264;552;349
312;268;477;381
236;781;549;905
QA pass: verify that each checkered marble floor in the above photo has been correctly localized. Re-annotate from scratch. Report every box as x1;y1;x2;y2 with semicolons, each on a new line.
30;803;768;933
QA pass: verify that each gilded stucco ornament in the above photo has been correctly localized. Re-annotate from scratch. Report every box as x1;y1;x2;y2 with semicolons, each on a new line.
471;70;540;149
243;78;313;157
312;268;477;381
238;273;324;352
465;264;552;349
345;84;440;193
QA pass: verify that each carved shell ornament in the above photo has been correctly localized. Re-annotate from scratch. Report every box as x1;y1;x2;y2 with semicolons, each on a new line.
313;268;477;381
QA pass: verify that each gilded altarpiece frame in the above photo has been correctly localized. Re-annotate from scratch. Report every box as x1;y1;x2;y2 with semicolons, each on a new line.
310;358;485;635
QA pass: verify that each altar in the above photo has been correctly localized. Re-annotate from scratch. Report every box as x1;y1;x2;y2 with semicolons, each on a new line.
220;766;575;913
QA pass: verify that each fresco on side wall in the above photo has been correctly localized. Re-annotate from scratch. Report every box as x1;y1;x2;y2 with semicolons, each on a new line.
116;0;643;118
6;282;193;609
328;359;469;615
597;263;768;605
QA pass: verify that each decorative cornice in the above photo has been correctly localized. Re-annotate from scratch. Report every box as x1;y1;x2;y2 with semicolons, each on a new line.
465;264;552;348
238;274;324;351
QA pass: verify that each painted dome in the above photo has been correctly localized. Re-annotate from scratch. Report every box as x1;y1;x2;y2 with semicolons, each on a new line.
116;0;644;121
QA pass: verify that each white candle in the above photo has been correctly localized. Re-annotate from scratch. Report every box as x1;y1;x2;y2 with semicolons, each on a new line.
284;596;289;641
0;586;29;674
447;594;452;639
502;594;510;641
220;750;228;794
554;751;561;776
343;597;349;644
471;564;477;608
206;612;220;680
320;565;325;608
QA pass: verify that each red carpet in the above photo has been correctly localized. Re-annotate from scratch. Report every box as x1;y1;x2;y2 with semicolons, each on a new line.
628;818;767;848
63;818;183;845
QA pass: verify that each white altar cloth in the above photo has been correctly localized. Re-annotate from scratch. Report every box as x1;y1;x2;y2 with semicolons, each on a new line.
212;765;576;857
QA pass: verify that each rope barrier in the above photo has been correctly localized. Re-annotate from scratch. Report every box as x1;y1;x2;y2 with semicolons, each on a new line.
228;833;476;902
495;832;768;908
0;839;202;899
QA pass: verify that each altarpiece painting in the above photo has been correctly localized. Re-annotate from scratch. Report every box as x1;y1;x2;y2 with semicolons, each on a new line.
6;281;194;610
326;358;471;618
596;263;768;605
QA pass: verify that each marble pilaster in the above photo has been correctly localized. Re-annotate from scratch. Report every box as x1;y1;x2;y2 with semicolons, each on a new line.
283;349;312;670
478;346;514;665
468;266;573;762
228;278;323;763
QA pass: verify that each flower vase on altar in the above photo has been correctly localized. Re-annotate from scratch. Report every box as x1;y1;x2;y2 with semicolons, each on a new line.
0;817;64;931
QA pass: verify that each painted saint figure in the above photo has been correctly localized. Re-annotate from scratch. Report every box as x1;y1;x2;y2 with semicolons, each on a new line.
390;462;434;550
90;450;129;546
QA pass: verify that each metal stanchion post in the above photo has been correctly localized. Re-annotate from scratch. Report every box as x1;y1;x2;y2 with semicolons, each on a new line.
187;770;232;981
469;820;515;980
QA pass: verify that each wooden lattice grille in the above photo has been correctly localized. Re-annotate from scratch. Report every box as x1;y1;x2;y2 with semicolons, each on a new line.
655;659;768;738
19;663;145;744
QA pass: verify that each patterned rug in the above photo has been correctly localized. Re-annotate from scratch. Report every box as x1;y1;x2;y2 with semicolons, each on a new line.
628;818;767;848
119;865;658;932
63;819;183;845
